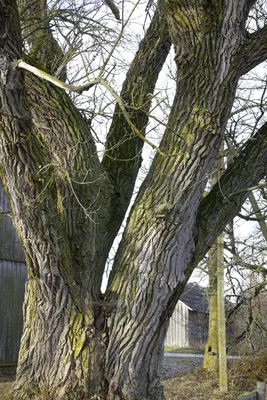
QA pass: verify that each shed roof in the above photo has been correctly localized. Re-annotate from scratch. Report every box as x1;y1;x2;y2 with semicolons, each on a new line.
180;282;234;314
181;283;209;313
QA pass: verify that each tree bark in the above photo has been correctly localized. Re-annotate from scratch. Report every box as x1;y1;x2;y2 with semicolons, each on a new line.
1;0;267;399
13;277;108;399
104;2;252;398
0;1;170;398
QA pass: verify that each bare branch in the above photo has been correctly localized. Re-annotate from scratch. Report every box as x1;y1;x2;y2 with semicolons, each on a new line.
229;183;267;197
105;0;121;21
17;59;97;92
194;121;267;265
102;6;171;194
249;191;267;241
98;6;171;280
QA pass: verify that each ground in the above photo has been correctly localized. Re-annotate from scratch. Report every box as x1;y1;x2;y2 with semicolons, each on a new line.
0;366;15;400
1;355;266;399
163;353;267;399
163;370;239;400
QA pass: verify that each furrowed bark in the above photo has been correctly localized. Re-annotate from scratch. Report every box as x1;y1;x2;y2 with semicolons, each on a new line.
13;276;107;399
104;2;254;399
18;0;65;77
2;0;267;399
169;121;267;342
239;25;267;77
23;69;112;298
0;1;108;397
194;121;267;263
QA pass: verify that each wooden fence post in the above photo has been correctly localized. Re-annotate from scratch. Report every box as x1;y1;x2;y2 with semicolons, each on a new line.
238;382;266;400
257;382;266;400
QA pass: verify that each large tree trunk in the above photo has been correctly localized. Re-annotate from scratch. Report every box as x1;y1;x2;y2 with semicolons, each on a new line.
13;277;107;399
103;2;249;398
1;0;267;399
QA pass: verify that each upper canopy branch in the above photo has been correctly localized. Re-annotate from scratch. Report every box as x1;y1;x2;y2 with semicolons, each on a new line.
94;6;171;287
170;122;267;306
102;6;171;175
101;6;171;198
238;25;267;77
194;122;267;265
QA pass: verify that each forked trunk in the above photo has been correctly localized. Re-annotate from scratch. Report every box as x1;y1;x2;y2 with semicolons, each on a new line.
14;273;167;400
0;0;264;399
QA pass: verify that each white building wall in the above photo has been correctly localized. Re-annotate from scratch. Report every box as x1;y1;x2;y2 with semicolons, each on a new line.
165;301;189;347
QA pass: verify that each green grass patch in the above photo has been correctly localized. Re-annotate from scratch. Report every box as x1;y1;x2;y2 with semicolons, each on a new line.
164;346;204;354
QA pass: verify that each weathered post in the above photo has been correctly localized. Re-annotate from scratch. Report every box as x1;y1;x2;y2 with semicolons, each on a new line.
238;382;266;400
257;382;266;400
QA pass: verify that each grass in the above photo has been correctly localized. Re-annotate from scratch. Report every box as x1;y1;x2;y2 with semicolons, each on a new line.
0;376;239;400
0;366;16;400
164;354;267;399
0;376;244;400
164;346;204;354
163;370;239;400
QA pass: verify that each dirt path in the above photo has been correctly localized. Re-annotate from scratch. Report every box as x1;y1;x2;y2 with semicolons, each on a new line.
161;356;203;379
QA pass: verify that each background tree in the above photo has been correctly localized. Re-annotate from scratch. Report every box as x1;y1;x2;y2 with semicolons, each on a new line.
2;1;267;399
225;190;267;353
203;149;228;393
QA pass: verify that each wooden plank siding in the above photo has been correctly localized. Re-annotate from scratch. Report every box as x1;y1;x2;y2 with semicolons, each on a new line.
165;301;189;347
0;260;27;364
0;181;27;364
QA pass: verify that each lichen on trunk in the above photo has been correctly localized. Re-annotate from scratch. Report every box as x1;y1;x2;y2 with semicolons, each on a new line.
13;277;106;399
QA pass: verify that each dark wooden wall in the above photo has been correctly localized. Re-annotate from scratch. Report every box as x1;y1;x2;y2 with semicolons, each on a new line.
0;260;27;364
0;181;27;364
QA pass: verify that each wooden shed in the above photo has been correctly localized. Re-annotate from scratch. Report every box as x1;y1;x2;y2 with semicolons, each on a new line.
165;300;189;347
0;181;27;364
165;283;209;347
